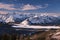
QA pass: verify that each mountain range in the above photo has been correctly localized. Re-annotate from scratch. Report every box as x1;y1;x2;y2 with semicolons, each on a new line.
0;13;60;26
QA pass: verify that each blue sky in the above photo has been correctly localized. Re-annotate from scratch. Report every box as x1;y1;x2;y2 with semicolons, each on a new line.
0;0;60;14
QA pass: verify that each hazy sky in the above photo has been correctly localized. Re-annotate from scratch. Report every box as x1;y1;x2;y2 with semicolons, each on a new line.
0;0;60;14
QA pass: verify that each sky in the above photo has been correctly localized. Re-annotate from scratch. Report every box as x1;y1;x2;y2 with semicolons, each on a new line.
0;0;60;14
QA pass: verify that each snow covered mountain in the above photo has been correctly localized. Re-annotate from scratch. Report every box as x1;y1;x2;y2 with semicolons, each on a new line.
28;15;60;26
0;13;29;23
0;13;60;26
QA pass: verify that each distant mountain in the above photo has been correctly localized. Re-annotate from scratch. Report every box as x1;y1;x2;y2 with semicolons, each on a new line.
28;15;60;26
0;13;29;23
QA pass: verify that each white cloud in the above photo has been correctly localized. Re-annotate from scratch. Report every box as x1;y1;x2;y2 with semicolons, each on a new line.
21;4;48;11
0;3;48;11
37;4;48;8
0;3;16;10
21;4;38;10
0;11;8;14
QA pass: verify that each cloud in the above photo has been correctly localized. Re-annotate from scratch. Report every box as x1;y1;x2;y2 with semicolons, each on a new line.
0;3;48;11
21;4;48;11
37;4;48;8
0;11;8;14
21;4;38;10
0;3;16;10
